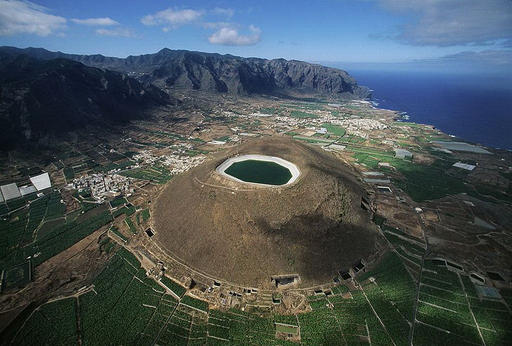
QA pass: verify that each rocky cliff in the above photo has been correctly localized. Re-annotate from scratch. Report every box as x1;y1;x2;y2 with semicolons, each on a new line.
0;47;370;98
0;53;173;148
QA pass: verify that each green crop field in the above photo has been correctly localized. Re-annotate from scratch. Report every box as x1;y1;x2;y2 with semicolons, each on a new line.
4;234;511;345
161;276;187;298
340;135;365;144
1;261;31;291
112;204;136;218
322;123;346;137
125;216;138;234
259;107;280;114
120;165;172;184
9;298;78;344
63;167;75;181
110;196;127;208
181;295;209;312
110;226;128;243
0;201;112;273
349;144;477;202
141;208;150;222
0;191;73;271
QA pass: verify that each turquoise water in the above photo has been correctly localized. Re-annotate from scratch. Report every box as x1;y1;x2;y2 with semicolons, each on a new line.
224;160;292;185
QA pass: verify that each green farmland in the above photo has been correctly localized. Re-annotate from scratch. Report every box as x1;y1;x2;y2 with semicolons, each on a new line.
0;191;112;274
349;145;474;201
120;165;172;184
322;123;346;137
4;232;511;345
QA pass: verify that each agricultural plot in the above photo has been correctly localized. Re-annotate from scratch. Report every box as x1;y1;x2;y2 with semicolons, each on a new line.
10;248;200;345
1;260;31;291
5;242;510;345
79;252;162;345
120;165;172;184
140;208;150;223
110;226;128;243
44;191;66;220
185;149;208;157
23;207;113;266
350;146;393;158
293;136;334;144
181;295;208;312
353;152;383;169
112;204;136;218
125;216;138;234
289;110;318;119
160;276;187;298
322;123;346;137
413;260;484;345
10;298;78;345
500;288;512;306
469;292;512;345
25;197;47;235
109;196;127;208
63;167;75;181
323;289;393;345
207;309;276;344
340;135;365;144
259;107;280;114
391;159;471;202
2;192;38;215
357;252;417;345
382;228;425;270
97;159;134;173
0;203;8;216
0;209;30;270
0;191;67;271
349;144;474;202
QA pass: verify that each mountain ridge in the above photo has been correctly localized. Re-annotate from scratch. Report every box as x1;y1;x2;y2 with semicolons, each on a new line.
0;53;174;149
0;46;370;99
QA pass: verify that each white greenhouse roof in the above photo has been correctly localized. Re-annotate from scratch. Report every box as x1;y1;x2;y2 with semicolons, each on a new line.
19;185;37;196
453;162;476;171
29;172;52;191
0;183;21;201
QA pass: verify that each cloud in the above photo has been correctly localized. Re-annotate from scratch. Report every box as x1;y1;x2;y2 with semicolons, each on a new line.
430;50;512;66
71;17;119;26
96;27;135;38
503;39;512;48
0;0;66;36
208;25;261;46
211;7;234;18
202;21;232;29
141;8;203;30
376;0;512;46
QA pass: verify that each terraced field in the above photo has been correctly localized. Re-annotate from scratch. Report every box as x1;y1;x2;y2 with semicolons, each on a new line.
0;190;116;292
3;221;511;345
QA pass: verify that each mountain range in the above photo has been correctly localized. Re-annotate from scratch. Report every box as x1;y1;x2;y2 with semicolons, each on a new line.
0;53;172;148
0;46;369;148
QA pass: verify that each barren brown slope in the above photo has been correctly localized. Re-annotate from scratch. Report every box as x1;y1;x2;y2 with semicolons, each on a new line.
152;137;385;288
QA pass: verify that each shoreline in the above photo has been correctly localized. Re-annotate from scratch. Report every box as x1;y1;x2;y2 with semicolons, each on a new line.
366;98;507;152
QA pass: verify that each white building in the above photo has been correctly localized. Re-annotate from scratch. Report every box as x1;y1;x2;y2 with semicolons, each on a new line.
394;148;412;160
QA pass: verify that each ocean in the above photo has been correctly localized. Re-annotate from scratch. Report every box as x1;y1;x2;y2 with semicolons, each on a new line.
347;70;512;150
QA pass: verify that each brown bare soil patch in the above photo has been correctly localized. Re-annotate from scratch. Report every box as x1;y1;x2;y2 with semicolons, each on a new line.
152;136;384;288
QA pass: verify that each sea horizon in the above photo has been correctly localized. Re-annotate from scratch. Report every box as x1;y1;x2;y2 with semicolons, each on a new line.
343;69;512;151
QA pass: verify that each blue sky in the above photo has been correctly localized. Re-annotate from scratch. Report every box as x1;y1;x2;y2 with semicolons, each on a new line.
0;0;511;71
